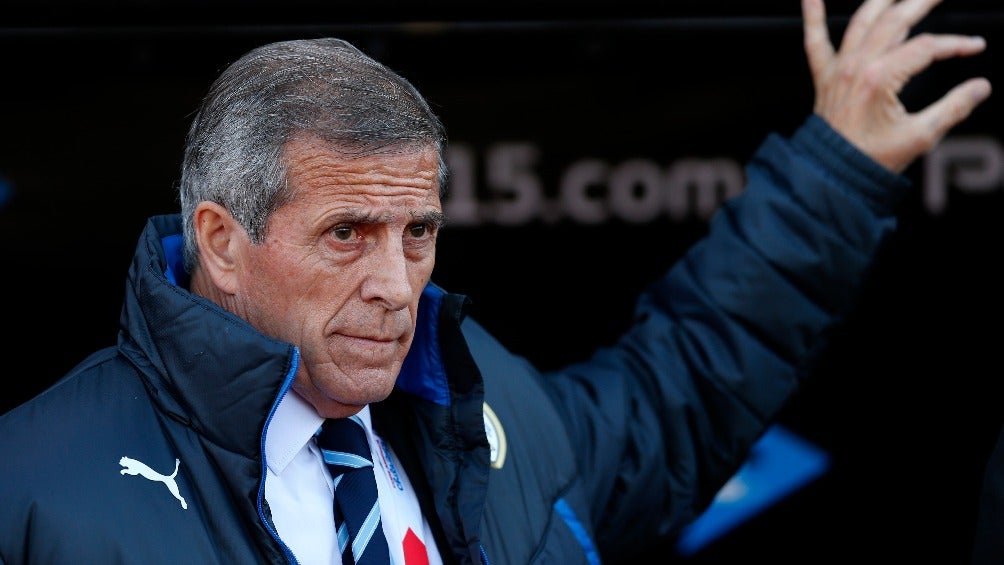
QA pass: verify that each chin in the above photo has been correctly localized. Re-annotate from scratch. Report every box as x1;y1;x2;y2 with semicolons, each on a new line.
332;370;397;404
292;371;391;417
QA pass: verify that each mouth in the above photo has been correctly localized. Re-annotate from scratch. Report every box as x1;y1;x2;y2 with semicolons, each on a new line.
340;333;399;344
333;332;405;356
328;334;405;372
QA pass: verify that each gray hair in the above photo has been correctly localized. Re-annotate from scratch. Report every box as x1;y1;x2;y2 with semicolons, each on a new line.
178;37;448;273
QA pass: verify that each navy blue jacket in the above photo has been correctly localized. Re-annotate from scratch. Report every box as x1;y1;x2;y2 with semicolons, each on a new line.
0;116;909;564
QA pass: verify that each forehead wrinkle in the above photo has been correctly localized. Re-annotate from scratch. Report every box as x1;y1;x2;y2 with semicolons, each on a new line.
289;162;437;200
348;167;437;191
286;142;437;189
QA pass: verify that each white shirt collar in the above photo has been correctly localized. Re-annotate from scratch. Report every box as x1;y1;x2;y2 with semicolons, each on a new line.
264;390;376;475
264;390;324;475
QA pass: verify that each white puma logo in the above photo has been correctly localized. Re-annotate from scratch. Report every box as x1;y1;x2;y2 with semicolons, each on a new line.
119;456;188;510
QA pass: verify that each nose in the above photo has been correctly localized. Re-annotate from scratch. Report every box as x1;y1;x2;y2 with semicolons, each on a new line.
360;237;413;311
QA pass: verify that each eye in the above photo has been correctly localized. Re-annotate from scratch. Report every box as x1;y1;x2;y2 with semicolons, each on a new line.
408;223;431;238
331;225;355;241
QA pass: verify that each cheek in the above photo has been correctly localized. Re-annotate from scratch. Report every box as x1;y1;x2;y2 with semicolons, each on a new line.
236;272;292;338
245;250;291;297
238;245;313;333
412;250;436;284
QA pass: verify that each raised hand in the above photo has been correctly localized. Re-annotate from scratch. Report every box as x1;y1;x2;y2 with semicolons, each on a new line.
803;0;992;173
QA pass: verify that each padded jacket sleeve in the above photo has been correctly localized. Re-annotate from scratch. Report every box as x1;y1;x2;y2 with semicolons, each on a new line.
541;114;911;559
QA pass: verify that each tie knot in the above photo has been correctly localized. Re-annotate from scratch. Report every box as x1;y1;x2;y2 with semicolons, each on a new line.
316;416;373;475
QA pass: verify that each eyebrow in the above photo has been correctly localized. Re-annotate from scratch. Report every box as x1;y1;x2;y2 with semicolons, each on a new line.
335;209;446;228
413;210;447;228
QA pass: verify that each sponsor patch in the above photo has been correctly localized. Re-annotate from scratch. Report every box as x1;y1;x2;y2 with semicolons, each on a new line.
375;438;404;491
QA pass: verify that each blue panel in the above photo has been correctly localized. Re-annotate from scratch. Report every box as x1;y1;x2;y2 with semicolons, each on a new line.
675;425;831;556
0;175;11;209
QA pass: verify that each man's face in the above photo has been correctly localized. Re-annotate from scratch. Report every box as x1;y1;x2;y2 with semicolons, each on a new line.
234;135;442;418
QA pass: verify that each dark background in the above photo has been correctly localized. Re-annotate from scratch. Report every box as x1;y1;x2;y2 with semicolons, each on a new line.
1;1;1002;563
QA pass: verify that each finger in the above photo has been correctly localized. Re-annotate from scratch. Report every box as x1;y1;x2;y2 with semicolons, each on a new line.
890;0;944;31
802;0;834;82
913;76;992;146
840;0;895;52
884;33;987;92
861;0;943;53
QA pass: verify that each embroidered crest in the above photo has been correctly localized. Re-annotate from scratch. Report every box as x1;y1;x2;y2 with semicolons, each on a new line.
482;402;507;469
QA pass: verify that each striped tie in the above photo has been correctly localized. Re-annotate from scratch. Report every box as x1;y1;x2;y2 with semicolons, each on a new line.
316;416;391;565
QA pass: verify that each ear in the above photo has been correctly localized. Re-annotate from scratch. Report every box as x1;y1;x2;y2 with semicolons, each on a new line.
192;201;246;295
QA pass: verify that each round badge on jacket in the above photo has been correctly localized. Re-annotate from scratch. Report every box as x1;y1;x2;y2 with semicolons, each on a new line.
483;402;507;469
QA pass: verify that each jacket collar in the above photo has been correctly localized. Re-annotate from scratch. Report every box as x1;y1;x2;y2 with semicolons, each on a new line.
118;213;465;458
119;214;298;457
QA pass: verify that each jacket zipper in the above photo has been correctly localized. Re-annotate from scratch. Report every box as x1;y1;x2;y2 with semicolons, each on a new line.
257;347;302;564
